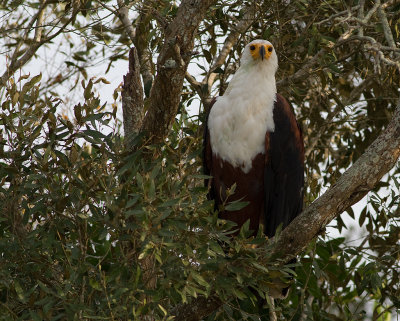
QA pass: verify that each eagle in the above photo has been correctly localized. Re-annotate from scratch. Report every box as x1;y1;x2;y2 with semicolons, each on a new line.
203;39;304;239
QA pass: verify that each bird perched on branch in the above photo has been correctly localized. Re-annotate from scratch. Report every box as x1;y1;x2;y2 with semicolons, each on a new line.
203;39;304;240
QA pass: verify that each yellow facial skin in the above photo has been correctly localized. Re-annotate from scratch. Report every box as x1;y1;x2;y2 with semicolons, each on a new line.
249;43;274;61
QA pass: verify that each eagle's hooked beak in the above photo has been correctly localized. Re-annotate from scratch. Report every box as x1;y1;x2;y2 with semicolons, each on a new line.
259;45;266;61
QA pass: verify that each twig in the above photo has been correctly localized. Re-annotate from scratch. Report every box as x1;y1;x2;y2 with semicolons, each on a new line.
304;77;374;158
116;0;137;43
358;0;365;36
377;1;400;58
0;10;78;87
277;49;326;88
185;71;203;97
267;296;277;321
373;304;395;321
315;4;361;25
182;3;259;112
203;4;258;95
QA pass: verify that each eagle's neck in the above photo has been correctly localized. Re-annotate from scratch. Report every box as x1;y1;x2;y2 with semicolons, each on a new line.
208;64;277;173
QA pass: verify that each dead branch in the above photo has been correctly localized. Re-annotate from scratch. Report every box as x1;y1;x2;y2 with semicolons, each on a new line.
133;9;155;97
122;47;144;148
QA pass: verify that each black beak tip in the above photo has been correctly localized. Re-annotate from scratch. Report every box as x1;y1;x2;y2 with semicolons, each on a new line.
260;46;266;61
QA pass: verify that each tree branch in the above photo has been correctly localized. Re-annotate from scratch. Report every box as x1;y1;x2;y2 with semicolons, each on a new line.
377;1;399;58
140;0;217;143
0;0;48;87
272;98;400;261
185;71;203;97
339;35;400;70
116;0;137;43
277;49;326;88
133;8;154;97
111;0;154;97
122;47;144;148
204;4;257;88
0;11;77;87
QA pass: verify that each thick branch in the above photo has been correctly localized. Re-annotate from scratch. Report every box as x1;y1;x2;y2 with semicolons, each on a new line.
122;47;144;148
272;99;400;260
140;0;216;142
111;0;154;97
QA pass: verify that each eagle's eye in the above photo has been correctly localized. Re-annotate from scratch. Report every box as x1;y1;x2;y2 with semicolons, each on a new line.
268;46;273;52
250;45;256;51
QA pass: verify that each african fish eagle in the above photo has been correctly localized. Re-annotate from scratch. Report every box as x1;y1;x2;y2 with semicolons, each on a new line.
203;39;304;238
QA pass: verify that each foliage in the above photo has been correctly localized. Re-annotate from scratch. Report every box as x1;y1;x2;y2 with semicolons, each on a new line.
0;77;294;320
1;0;400;320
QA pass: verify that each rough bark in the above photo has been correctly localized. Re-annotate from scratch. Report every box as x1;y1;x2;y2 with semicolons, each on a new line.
122;47;144;148
171;99;400;320
133;11;154;96
140;0;217;143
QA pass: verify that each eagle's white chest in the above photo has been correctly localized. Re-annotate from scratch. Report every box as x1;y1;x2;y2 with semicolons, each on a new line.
208;68;276;173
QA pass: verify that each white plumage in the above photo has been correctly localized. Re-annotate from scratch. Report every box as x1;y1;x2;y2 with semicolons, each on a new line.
208;40;278;173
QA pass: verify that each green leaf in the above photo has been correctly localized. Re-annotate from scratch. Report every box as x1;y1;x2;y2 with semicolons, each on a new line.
191;271;209;288
224;200;249;211
84;79;93;100
158;304;168;316
82;129;106;141
89;278;102;291
14;281;27;303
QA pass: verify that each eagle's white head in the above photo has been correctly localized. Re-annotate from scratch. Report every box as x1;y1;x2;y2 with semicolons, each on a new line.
240;39;278;74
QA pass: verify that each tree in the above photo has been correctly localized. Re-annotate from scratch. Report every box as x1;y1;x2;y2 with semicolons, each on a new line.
0;0;399;320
